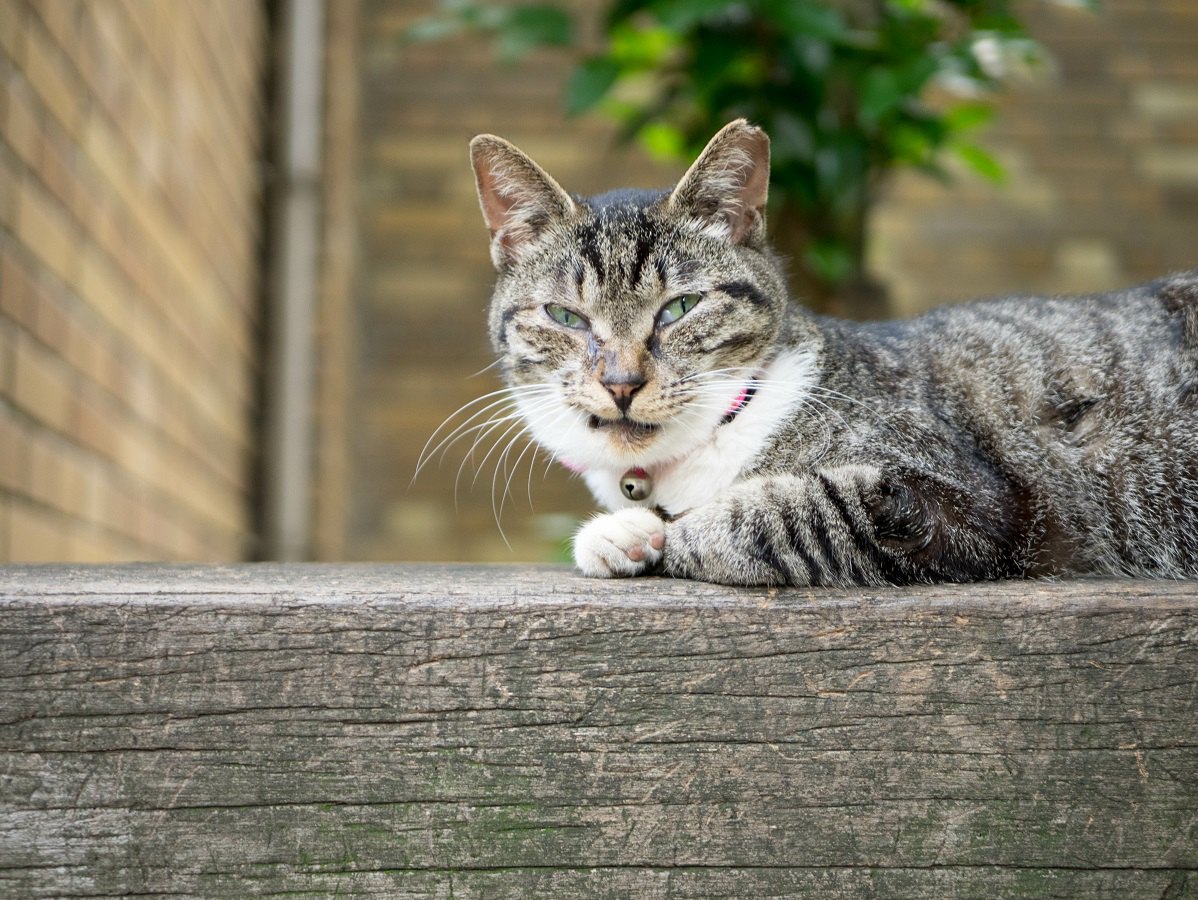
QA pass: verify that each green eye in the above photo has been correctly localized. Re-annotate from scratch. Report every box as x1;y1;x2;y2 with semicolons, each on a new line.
658;293;701;326
545;303;587;330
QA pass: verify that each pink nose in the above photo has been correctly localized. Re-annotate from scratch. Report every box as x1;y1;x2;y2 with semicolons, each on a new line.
602;375;645;413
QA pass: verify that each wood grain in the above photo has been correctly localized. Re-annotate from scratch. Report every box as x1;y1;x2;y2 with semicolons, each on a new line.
1;564;1195;897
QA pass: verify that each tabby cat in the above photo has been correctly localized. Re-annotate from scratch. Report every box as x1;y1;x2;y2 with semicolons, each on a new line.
463;119;1198;586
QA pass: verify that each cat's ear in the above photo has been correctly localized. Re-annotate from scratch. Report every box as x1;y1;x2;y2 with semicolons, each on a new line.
667;119;770;246
470;135;577;271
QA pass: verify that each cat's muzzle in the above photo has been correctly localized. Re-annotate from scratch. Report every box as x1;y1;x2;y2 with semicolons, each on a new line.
587;414;660;442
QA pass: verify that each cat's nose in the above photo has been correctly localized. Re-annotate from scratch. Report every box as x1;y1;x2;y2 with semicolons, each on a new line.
602;373;646;414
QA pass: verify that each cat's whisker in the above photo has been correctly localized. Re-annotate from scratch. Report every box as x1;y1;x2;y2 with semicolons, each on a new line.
428;407;533;481
452;393;559;466
455;423;507;509
471;416;533;491
468;358;504;378
491;423;534;539
452;405;541;506
414;384;559;478
493;403;576;534
515;434;542;511
416;397;518;478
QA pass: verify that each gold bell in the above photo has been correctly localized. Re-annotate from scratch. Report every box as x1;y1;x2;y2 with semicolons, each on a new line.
620;467;652;501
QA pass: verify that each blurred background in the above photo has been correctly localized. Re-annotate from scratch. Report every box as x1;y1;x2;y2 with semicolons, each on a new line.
0;0;1195;564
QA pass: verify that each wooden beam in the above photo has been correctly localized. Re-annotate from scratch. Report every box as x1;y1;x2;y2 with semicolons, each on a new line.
1;565;1195;897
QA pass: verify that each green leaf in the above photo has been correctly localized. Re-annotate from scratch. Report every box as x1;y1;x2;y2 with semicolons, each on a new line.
762;0;848;43
496;5;573;61
943;102;996;134
566;58;622;116
648;0;734;30
954;143;1006;183
803;239;855;284
608;22;679;67
637;121;687;161
858;68;902;128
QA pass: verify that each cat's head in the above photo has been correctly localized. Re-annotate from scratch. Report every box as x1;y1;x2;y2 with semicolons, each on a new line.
469;120;790;471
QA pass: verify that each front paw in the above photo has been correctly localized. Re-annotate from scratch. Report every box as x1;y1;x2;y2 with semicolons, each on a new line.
573;508;666;578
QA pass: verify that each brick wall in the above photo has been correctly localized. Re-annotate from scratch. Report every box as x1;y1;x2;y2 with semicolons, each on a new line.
353;0;1198;564
0;1;267;561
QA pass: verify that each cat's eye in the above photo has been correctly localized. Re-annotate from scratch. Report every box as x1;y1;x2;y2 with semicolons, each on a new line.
658;293;701;326
545;303;588;330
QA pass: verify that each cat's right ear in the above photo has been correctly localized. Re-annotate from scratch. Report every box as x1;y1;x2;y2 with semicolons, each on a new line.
668;119;770;247
470;135;577;271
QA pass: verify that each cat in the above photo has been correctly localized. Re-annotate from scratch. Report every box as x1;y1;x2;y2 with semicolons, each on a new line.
463;118;1198;586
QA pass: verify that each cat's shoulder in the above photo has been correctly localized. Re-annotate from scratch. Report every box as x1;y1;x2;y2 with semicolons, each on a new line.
1154;269;1198;347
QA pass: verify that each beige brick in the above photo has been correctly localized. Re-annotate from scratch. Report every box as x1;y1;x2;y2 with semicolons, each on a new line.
2;77;40;170
28;431;66;510
0;319;12;396
0;493;9;560
0;409;29;493
34;0;82;51
1051;238;1126;294
38;129;83;222
74;387;119;460
0;145;18;226
9;500;65;562
13;331;73;432
77;246;132;338
105;478;139;543
23;20;84;137
32;288;71;357
0;2;27;65
17;180;79;288
64;523;117;563
58;449;89;520
76;6;132;124
79;458;110;525
1132;84;1198;122
1137;147;1198;186
0;250;38;331
58;311;101;385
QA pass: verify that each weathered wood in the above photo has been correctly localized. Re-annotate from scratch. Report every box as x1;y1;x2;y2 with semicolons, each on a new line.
0;564;1195;898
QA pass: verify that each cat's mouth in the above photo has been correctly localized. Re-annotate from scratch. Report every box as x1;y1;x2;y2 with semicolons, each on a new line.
587;414;661;443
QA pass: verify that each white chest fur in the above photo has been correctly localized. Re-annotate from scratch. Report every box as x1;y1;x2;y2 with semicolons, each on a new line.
582;349;817;514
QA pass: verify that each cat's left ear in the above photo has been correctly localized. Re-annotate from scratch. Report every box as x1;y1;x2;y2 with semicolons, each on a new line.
667;119;770;247
470;135;578;271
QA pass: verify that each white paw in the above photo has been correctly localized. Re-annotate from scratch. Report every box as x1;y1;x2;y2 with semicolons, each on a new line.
573;508;666;578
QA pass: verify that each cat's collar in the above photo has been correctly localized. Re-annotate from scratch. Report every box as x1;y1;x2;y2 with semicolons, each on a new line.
719;382;758;425
616;380;759;501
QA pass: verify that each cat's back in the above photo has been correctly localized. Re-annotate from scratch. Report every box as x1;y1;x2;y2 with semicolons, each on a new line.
848;271;1198;575
839;271;1198;409
896;271;1193;364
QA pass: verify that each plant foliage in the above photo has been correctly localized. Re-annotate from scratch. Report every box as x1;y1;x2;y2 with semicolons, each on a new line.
410;0;1090;302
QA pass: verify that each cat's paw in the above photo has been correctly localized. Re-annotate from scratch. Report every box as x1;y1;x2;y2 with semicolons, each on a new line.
573;508;666;578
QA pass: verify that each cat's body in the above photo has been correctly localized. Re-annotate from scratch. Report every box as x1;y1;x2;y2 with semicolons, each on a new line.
467;120;1198;586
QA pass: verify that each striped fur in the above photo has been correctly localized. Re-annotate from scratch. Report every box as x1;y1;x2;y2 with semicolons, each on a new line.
469;121;1198;586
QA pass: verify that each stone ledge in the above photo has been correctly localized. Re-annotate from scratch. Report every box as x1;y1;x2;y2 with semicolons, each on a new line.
1;564;1195;898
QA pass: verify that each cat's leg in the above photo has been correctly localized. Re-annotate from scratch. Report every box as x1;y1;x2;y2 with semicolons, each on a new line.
572;465;1025;585
660;464;1027;586
660;466;893;586
570;467;887;583
573;507;667;577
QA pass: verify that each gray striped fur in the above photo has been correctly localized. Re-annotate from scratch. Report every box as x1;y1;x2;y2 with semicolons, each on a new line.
469;121;1198;586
